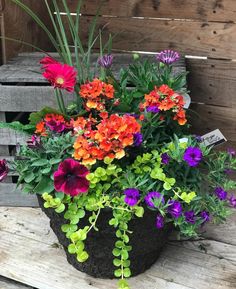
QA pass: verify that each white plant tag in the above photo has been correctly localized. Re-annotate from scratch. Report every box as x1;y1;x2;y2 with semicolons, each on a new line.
201;129;227;147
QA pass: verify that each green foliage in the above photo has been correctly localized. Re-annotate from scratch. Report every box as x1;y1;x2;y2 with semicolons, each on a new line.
0;121;35;134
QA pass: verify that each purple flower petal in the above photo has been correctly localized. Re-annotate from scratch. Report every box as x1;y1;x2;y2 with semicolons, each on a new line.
156;50;180;65
0;159;8;182
183;147;202;167
124;188;140;206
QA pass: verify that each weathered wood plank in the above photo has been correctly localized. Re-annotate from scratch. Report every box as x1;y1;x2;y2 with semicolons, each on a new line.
0;128;28;145
187;58;236;107
0;276;34;289
78;16;236;59
62;0;236;23
0;184;38;207
0;53;185;83
0;207;235;289
1;0;54;63
190;104;236;141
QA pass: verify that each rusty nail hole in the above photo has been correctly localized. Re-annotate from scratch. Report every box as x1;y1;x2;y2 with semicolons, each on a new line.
209;83;213;87
209;97;213;100
212;48;216;51
213;31;217;34
211;64;215;68
213;10;216;14
208;111;212;114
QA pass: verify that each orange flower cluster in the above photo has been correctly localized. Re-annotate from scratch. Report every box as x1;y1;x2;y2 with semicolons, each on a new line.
73;114;141;165
35;114;72;135
79;78;115;111
141;84;187;125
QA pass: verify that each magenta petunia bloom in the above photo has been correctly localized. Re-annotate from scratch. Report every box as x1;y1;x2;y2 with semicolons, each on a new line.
156;50;180;65
0;159;9;182
167;200;182;218
40;56;59;69
227;147;236;156
124;188;140;206
184;210;196;224
45;119;66;133
156;214;164;229
183;147;202;167
98;54;114;69
54;159;90;197
43;63;77;92
145;191;164;208
214;187;227;200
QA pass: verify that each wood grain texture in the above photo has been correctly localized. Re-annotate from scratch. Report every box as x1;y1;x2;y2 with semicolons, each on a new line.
0;207;235;289
1;0;54;63
187;58;236;107
0;184;38;207
61;0;236;22
0;276;34;289
190;103;236;141
77;16;236;59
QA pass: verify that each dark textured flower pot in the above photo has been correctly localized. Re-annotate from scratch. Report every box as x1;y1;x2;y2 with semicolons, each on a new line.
37;195;170;278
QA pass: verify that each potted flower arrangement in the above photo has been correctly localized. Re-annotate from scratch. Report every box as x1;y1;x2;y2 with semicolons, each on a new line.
1;1;236;289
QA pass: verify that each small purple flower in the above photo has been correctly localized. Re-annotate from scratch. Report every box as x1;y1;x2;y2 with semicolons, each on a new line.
0;159;9;182
133;133;143;147
124;188;140;206
214;187;228;200
27;135;41;149
156;50;180;65
227;148;236;156
200;211;210;224
184;210;196;224
144;191;164;208
229;195;236;208
194;135;203;142
98;54;113;69
167;200;182;218
183;147;202;167
161;153;170;165
224;168;235;175
146;106;160;114
156;214;164;229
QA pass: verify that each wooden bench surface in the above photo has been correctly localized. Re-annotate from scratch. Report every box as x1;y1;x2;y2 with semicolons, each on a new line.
0;206;235;289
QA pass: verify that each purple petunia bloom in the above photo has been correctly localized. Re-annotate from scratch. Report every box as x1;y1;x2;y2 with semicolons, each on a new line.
200;211;210;224
167;200;182;218
224;168;235;175
0;159;8;182
214;187;228;200
161;153;170;165
184;210;196;224
156;50;180;65
144;191;164;208
54;158;90;197
227;148;236;156
98;54;114;69
229;195;236;208
124;188;140;206
146;106;160;114
183;147;203;167
194;135;203;142
27;135;41;149
156;214;164;229
133;133;143;147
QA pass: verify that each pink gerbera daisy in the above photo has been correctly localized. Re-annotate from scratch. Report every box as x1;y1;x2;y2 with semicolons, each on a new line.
40;56;59;68
43;63;77;92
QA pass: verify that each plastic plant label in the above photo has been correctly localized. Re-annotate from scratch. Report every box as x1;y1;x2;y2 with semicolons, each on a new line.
201;129;227;147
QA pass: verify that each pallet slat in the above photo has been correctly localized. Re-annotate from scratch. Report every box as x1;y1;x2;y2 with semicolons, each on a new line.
78;16;236;59
187;58;236;107
61;0;236;22
0;183;38;207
